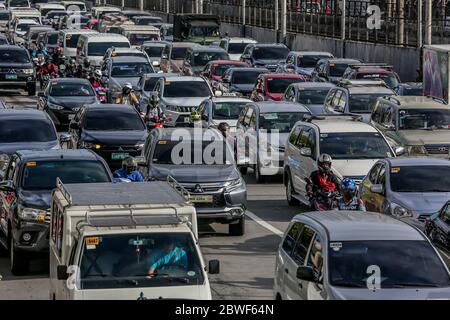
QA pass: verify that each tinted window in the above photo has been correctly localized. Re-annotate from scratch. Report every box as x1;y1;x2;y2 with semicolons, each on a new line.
21;160;110;190
232;70;265;85
212;101;247;120
111;62;153;77
259;112;306;133
163;81;210;98
129;33;159;46
390;166;450;192
85;110;145;131
253;46;289;60
356;72;399;89
228;43;249;54
212;63;241;77
297;88;331;104
10;0;29;7
329;63;353;77
401;86;423;96
329;240;450;288
0;11;10;20
65;34;83;48
0;119;56;143
267;77;304;93
349;93;389;113
297;55;331;68
398;109;450;130
320;132;392;159
171;47;188;60
192;51;229;67
50;82;94;96
144;46;164;57
282;222;304;256
47;33;59;45
0;49;29;63
292;227;315;265
88;42;130;56
46;11;67;19
144;78;159;91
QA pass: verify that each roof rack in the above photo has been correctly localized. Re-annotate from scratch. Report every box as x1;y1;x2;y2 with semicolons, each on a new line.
348;63;393;70
302;113;363;122
384;96;401;105
338;79;388;88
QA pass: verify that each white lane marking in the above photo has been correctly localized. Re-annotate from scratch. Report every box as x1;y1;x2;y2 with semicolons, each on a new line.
245;210;284;237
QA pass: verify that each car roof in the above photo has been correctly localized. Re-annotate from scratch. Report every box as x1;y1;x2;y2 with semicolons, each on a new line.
191;46;226;53
82;33;128;39
50;77;91;84
84;103;139;112
383;96;449;109
0;109;50;120
308;117;379;133
348;86;395;94
15;149;102;162
60;29;96;34
226;37;256;42
260;73;304;79
385;157;450;167
108;47;142;53
253;43;287;47
111;55;149;63
296;211;424;241
163;76;206;82
228;67;268;73
251;101;310;113
209;60;246;65
293;82;336;89
354;67;394;74
290;51;333;56
155;128;223;141
326;58;360;64
210;96;252;103
171;42;197;48
144;73;179;79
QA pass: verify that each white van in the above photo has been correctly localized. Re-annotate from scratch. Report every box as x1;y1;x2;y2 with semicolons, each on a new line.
35;3;65;17
49;179;219;300
58;29;96;58
76;33;131;66
7;0;30;9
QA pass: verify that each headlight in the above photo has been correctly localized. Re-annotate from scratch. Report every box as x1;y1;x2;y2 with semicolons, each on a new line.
406;145;427;155
390;202;413;218
18;206;47;222
82;142;101;150
225;178;243;190
20;68;34;74
47;102;64;110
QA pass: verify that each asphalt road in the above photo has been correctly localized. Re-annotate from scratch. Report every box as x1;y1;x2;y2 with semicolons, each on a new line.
0;90;449;300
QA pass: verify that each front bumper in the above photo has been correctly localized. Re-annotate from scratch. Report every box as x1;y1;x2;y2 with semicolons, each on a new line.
92;145;142;168
47;108;78;126
11;219;50;253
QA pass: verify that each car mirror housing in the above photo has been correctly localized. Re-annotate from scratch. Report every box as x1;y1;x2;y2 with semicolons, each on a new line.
296;266;315;282
300;147;312;157
208;260;220;274
394;146;405;156
370;184;384;195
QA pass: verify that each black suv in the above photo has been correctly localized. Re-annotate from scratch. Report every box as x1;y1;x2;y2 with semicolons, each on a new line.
0;45;36;96
0;149;113;275
240;43;289;72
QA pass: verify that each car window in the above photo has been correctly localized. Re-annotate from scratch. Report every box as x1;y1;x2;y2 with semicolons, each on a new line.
298;127;316;153
286;54;294;64
306;233;324;282
324;90;336;106
381;105;395;127
292;226;315;265
282;222;304;256
331;90;342;108
249;112;256;129
368;163;382;184
376;164;386;186
288;125;302;145
335;91;346;112
441;204;450;225
284;86;295;101
243;107;254;126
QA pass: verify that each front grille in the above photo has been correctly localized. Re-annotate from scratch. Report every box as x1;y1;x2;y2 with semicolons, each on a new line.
182;182;225;193
194;194;226;208
424;145;450;155
100;145;140;152
181;182;227;208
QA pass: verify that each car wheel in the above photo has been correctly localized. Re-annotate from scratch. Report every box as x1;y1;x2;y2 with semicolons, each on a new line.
286;174;300;206
10;236;29;276
27;83;36;96
239;166;248;175
229;217;245;236
255;163;265;183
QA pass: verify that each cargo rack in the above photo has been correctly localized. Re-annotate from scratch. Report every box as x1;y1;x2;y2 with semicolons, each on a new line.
302;113;363;122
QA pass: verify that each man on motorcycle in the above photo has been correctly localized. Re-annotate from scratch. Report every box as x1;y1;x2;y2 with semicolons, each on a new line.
40;57;58;78
65;58;78;77
116;83;140;110
336;178;366;211
146;95;166;124
90;69;104;88
188;109;202;127
74;58;91;78
113;156;144;182
32;42;48;57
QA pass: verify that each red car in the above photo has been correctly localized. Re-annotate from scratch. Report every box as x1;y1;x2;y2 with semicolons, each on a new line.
84;19;100;31
341;64;401;90
201;60;248;82
251;73;307;101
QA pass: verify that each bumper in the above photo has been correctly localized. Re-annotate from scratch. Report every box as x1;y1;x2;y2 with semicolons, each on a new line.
164;110;191;126
47;108;77;126
11;219;49;253
0;79;35;88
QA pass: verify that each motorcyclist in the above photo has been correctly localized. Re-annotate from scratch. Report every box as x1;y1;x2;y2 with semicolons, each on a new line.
218;122;236;156
146;95;166;124
52;47;64;66
40;56;58;79
188;109;202;127
336;178;366;211
74;58;91;78
89;69;104;88
32;42;48;57
65;58;78;77
306;153;340;197
116;83;140;110
113;156;144;182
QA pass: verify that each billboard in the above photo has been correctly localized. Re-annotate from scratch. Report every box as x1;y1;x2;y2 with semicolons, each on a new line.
423;47;449;104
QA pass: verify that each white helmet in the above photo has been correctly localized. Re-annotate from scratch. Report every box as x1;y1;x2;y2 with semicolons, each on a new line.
94;69;102;77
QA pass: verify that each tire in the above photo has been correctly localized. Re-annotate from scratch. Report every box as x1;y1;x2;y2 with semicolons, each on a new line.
27;83;36;96
229;217;245;236
286;174;300;206
254;164;265;183
239;166;248;175
10;236;29;276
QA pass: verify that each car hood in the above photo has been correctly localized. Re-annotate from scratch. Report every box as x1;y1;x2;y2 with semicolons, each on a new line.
19;189;52;209
333;159;381;179
399;130;450;145
111;76;141;88
329;286;450;300
82;130;147;145
391;191;450;215
162;97;207;107
230;84;254;93
0;141;59;156
150;164;240;183
49;95;97;109
297;67;314;76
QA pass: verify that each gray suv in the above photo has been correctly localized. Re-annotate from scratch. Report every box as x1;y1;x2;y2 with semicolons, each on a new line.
138;127;247;235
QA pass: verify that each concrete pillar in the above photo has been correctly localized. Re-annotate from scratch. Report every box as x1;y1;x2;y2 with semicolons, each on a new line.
139;0;144;11
424;0;432;44
242;0;246;25
121;0;124;9
281;0;286;43
275;0;279;32
397;0;404;45
341;0;345;40
166;0;170;13
417;0;422;47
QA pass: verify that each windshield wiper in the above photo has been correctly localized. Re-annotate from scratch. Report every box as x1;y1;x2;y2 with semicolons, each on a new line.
386;283;440;288
332;282;366;288
137;274;190;284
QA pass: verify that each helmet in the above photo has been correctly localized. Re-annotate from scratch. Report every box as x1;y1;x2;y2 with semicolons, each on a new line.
318;153;332;174
83;58;90;68
122;156;137;174
69;58;76;66
38;42;44;50
341;178;358;198
218;122;230;136
189;109;201;124
148;95;159;108
94;69;102;78
122;82;132;94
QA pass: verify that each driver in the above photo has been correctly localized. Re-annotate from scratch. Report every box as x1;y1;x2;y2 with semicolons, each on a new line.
306;153;340;196
147;237;187;276
336;178;366;211
113;156;144;182
32;42;48;57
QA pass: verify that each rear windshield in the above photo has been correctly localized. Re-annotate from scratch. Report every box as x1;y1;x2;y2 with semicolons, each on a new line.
253;46;289;60
296;88;331;105
88;42;130;56
232;70;265;85
0;49;29;63
144;46;164;57
47;33;58;45
349;93;389;113
297;55;331;68
329;63;352;77
129;33;159;46
65;33;82;48
171;47;188;60
267;77;304;93
0;119;56;143
192;51;229;67
85;109;145;131
228;43;249;54
390;166;450;192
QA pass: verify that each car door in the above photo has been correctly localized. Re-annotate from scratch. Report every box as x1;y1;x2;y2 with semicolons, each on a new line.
286;125;302;191
323;89;336;112
380;104;400;147
360;162;382;212
235;106;250;165
284;225;315;300
300;230;326;300
435;204;450;244
295;126;317;202
248;108;258;166
0;156;18;235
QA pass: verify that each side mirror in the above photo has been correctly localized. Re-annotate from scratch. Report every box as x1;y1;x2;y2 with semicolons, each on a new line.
300;147;312;157
0;180;14;192
59;133;71;143
57;265;68;280
208;259;220;274
394;146;405;156
214;90;222;97
296;266;316;282
152;60;160;67
69;122;80;130
370;184;384;195
0;154;10;171
201;114;209;121
222;78;230;83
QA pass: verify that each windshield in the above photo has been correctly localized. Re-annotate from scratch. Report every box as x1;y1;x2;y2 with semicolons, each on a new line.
111;62;153;77
163;81;210;98
296;88;331;104
228;43;249;54
171;47;188;60
232;70;264;85
47;33;58;45
21;160;110;190
329;63;353;77
153;140;234;165
129;33;159;46
65;34;82;48
212;101;247;120
16;23;37;32
136;17;163;24
10;0;29;7
85;110;145;131
253;46;288;60
144;46;164;57
41;8;63;16
329;240;450;288
297;55;331;68
49;82;94;96
390;165;450;192
78;233;204;289
0;12;10;20
88;42;129;56
398;109;450;130
357;72;399;89
259;112;306;133
267;77;304;94
401;86;423;96
320;132;392;159
0;49;29;63
212;63;241;77
192;51;228;67
349;93;388;113
144;78;158;91
190;26;220;38
46;11;67;19
0;119;56;143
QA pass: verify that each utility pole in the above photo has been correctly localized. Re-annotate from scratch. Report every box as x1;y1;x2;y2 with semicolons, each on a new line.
398;0;405;45
275;0;279;40
281;0;286;44
242;0;246;37
139;0;144;12
166;0;169;14
424;0;432;44
341;0;345;41
417;0;422;47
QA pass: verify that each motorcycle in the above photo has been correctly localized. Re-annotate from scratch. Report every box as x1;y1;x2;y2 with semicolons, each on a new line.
305;178;341;211
94;86;107;103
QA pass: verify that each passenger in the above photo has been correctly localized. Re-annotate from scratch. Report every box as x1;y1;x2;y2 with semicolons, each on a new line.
147;238;188;276
306;153;340;196
336;178;366;211
113;157;144;182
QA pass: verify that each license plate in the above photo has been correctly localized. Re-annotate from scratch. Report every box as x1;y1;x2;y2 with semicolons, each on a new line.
5;74;17;80
184;117;190;123
190;195;213;203
111;152;129;160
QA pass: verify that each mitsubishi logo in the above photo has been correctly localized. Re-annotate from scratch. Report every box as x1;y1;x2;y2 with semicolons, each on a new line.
193;184;203;193
8;69;16;74
118;147;123;151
